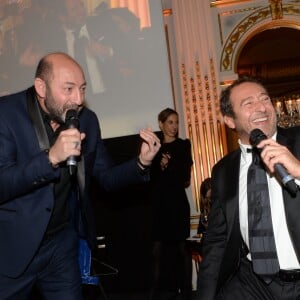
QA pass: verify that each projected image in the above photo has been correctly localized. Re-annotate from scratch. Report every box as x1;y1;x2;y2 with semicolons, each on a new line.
0;0;173;138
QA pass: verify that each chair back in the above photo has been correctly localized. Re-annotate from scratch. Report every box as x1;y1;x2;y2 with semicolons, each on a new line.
78;239;100;285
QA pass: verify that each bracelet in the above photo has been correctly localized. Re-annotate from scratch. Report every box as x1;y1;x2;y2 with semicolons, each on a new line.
137;156;151;170
44;149;59;169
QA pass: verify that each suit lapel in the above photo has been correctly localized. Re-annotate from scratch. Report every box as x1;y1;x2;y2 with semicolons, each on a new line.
225;150;241;236
26;87;86;196
277;128;300;260
77;159;85;199
26;87;49;151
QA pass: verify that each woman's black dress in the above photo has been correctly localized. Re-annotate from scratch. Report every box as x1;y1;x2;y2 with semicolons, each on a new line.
150;138;193;242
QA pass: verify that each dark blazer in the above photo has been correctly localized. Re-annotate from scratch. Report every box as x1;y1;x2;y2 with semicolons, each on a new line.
0;88;147;278
197;126;300;300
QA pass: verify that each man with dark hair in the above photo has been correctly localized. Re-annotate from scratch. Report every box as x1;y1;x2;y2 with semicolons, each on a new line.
197;76;300;299
45;0;114;98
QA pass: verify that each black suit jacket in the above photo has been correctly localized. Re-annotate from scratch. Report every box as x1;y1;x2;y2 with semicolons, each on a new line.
197;126;300;299
0;88;148;278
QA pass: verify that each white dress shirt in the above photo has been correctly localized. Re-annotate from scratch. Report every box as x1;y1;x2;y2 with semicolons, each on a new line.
238;134;300;270
64;25;105;94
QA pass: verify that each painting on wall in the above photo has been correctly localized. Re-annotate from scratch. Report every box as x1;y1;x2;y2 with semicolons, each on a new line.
0;0;173;138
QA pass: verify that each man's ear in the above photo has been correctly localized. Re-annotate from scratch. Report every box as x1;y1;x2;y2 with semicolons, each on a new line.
223;115;236;130
34;78;46;99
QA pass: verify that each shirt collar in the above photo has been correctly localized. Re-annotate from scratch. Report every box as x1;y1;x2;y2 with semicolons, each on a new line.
238;131;277;161
239;140;252;162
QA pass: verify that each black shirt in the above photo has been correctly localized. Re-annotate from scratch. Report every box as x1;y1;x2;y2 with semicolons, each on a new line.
41;109;75;235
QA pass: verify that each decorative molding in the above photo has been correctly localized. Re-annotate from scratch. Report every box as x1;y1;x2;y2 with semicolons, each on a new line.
210;0;252;7
269;0;283;19
163;8;172;16
235;19;300;72
221;6;271;71
220;3;300;72
180;58;226;212
217;6;259;45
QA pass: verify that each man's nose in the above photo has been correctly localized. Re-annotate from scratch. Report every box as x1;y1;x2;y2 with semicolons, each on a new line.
254;100;267;111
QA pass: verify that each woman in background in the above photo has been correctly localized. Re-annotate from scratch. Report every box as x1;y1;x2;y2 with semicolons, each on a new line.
149;108;193;300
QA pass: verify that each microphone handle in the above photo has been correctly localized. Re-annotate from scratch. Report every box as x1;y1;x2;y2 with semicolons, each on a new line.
68;164;77;176
66;119;79;176
274;163;298;195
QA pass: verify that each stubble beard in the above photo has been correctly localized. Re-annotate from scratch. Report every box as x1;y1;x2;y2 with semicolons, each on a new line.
44;90;65;124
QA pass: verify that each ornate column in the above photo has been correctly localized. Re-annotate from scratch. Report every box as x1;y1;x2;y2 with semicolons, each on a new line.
163;0;228;216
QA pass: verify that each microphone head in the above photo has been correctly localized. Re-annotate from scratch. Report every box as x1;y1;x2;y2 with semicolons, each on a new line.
65;109;78;122
65;109;79;129
249;128;267;147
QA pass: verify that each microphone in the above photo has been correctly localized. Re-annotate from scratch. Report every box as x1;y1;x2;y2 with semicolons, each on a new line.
249;128;298;196
65;109;80;176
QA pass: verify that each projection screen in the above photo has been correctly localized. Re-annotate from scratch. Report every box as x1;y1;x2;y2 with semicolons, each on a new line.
0;0;173;138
